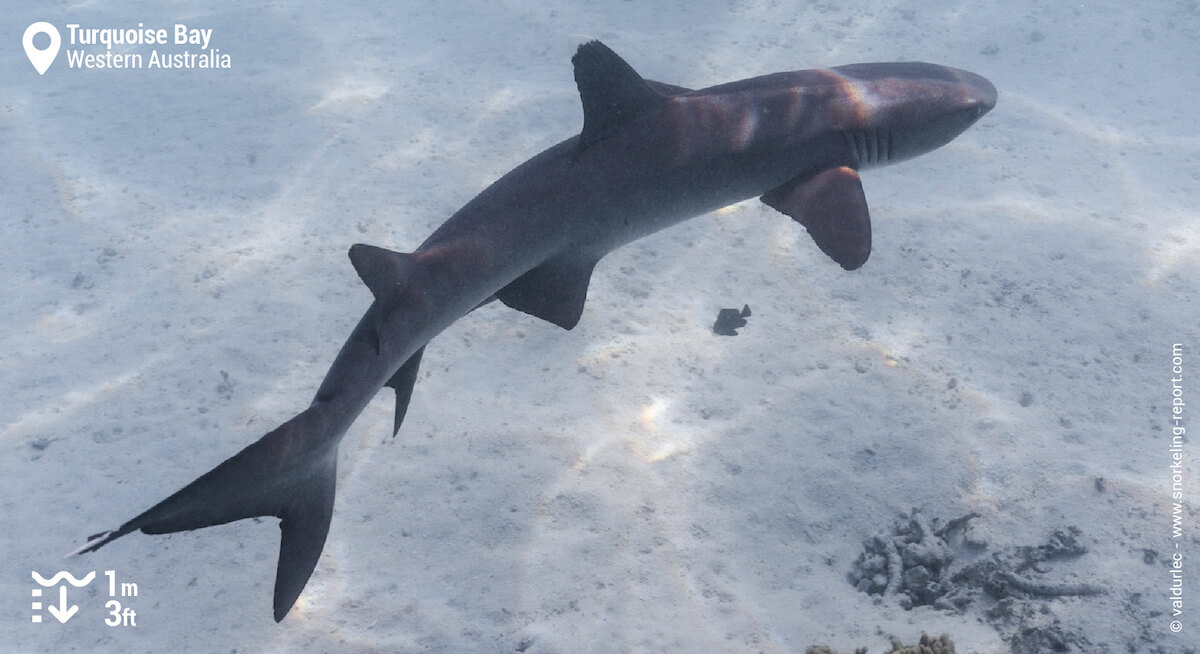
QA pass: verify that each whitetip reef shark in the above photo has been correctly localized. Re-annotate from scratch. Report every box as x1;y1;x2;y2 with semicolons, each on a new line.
72;40;996;621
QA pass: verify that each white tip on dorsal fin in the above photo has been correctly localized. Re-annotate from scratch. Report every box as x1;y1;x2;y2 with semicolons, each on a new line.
572;40;665;148
567;34;594;53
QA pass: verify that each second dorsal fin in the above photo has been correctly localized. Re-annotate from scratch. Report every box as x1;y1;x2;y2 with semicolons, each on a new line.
572;40;665;148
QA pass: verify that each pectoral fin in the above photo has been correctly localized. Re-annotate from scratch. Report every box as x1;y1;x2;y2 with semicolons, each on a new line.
497;253;599;330
761;166;872;270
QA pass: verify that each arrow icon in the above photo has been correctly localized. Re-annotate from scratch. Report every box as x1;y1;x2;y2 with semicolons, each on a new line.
46;586;78;624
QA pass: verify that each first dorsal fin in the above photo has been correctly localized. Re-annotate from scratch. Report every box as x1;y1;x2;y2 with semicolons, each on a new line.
572;40;666;147
645;79;693;96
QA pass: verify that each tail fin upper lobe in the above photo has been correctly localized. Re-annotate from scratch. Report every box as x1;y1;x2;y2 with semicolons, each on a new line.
72;407;338;622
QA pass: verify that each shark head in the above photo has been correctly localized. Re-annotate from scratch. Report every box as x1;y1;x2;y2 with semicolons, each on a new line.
823;62;997;168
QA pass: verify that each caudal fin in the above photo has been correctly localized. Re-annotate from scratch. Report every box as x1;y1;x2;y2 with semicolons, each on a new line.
71;407;338;622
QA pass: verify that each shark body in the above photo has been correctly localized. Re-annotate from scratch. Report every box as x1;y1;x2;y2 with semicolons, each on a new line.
74;41;996;621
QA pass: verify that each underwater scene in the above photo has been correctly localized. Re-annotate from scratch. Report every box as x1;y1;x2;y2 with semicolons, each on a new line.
3;1;1197;652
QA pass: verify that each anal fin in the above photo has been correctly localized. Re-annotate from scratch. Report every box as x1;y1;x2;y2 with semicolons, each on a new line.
497;253;599;330
761;166;872;270
385;346;425;437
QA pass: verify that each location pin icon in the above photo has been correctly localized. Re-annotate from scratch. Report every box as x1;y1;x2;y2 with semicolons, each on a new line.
23;22;61;75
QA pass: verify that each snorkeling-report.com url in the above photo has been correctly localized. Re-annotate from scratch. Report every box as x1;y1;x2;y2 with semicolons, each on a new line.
1169;342;1186;634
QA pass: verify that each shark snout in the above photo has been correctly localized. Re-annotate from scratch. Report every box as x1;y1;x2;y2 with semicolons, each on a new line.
958;69;998;117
